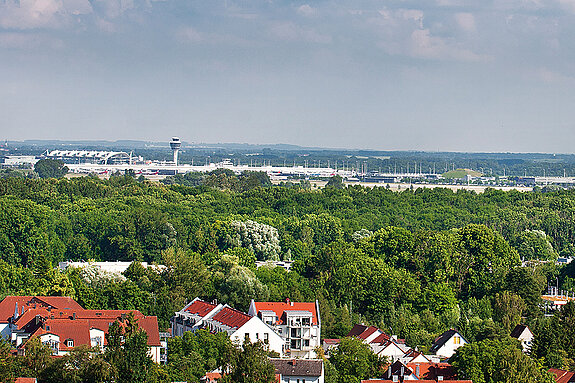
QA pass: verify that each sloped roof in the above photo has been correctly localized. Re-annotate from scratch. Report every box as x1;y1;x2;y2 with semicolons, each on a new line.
550;368;575;383
370;332;391;344
348;324;369;337
510;324;531;339
18;309;161;348
0;296;83;323
210;307;251;329
253;301;318;325
185;300;217;317
357;326;380;340
430;329;464;353
270;358;323;377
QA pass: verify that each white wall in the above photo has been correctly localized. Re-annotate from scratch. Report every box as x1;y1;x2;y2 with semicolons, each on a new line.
436;333;467;358
231;317;284;357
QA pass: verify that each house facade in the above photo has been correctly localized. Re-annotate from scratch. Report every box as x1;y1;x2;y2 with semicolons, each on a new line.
248;299;321;359
429;329;467;359
510;324;534;353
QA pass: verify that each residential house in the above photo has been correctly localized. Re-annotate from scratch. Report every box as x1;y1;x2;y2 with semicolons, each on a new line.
270;358;324;383
249;299;321;359
510;324;534;353
171;298;284;357
0;296;162;363
429;329;467;359
347;324;409;362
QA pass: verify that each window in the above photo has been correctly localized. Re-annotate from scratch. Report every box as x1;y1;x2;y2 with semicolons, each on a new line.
264;333;269;344
304;339;310;347
302;317;311;326
66;339;74;348
245;333;250;342
454;336;461;345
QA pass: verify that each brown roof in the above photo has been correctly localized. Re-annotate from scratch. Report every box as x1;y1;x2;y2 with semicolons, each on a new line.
15;378;37;383
270;358;323;377
358;326;380;340
550;368;575;383
348;324;369;337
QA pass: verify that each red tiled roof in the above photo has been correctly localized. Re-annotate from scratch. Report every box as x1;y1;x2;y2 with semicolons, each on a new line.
0;296;83;322
15;378;37;383
253;301;318;325
348;324;369;337
550;368;575;383
185;300;217;316
357;326;379;340
211;307;251;329
370;332;391;344
406;362;457;380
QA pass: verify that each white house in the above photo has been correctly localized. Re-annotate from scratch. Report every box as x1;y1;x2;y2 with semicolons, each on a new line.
347;324;409;362
270;358;324;383
249;299;321;359
510;324;534;352
429;329;467;359
171;298;284;357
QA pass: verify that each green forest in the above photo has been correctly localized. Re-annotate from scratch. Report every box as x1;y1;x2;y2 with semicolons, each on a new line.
1;171;575;382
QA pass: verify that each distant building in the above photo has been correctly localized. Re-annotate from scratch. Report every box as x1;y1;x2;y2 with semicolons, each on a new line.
43;150;131;165
248;299;321;359
58;261;164;274
0;156;38;167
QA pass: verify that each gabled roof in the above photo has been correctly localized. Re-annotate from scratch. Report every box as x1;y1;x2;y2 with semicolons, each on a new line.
549;368;575;383
17;308;161;348
210;306;251;330
510;324;532;339
252;301;318;325
0;296;83;323
270;358;323;377
370;332;391;344
348;324;369;337
357;326;380;340
185;300;217;317
430;329;464;353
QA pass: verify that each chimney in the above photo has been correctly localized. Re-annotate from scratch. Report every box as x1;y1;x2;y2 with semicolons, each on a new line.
13;302;18;320
73;312;76;320
286;298;290;305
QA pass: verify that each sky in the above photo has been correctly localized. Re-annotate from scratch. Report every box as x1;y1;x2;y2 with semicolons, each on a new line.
1;0;575;152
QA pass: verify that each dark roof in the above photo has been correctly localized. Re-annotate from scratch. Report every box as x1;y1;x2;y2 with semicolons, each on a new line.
270;359;323;377
430;329;463;353
348;324;369;337
510;324;529;339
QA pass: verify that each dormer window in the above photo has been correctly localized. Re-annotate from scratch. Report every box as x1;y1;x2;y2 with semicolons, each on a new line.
67;339;74;348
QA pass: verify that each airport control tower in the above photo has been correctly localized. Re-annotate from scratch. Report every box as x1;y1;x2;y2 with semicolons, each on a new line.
170;137;182;166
